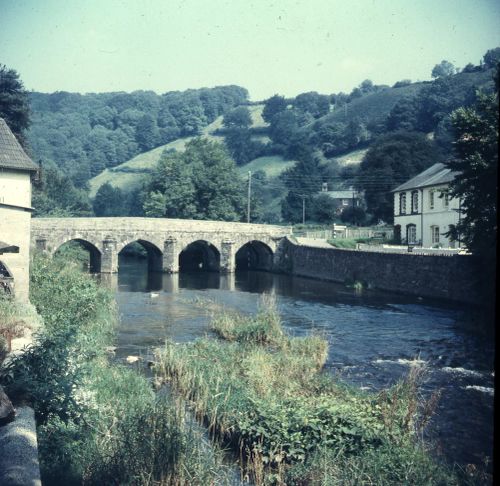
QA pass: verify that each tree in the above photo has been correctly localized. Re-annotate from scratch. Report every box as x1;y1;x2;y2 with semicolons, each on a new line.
135;114;160;151
280;147;323;223
32;165;93;217
142;139;244;221
225;129;262;165
340;206;366;225
431;60;456;78
93;183;126;216
262;94;287;123
293;92;330;118
0;64;30;146
447;91;498;255
356;132;442;223
311;194;339;223
223;106;252;129
446;83;498;317
482;47;500;69
386;97;418;131
269;109;300;147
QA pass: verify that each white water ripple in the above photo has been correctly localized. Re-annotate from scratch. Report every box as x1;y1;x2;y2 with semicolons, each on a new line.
441;366;485;377
463;385;494;395
374;358;427;366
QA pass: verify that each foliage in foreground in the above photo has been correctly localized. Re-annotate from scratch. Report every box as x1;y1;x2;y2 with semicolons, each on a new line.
0;254;233;485
447;74;498;320
154;296;475;485
0;294;40;356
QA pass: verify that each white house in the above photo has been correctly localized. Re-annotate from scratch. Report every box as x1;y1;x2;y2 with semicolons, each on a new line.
0;118;39;301
392;163;463;248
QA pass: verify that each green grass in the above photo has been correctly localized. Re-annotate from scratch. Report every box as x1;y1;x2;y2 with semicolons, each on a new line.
248;104;269;128
317;82;426;127
88;123;224;197
328;238;358;249
331;147;369;166
0;254;234;485
88;104;273;197
237;155;296;178
154;295;473;485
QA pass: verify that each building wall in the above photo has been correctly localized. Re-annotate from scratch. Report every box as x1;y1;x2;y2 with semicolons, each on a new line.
0;169;32;302
276;238;479;304
393;184;461;247
0;206;31;302
0;169;32;207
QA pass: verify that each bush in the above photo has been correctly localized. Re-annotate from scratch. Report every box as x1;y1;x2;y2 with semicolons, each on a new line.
1;252;233;485
154;296;462;484
0;294;40;354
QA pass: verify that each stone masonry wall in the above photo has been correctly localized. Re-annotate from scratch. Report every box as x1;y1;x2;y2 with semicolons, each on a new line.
276;238;479;304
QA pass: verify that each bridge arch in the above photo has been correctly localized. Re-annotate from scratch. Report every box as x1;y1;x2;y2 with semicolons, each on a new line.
235;240;274;271
117;239;163;272
179;240;220;272
53;238;102;273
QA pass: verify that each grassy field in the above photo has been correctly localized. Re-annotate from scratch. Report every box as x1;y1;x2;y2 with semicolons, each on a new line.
237;155;296;178
331;147;368;166
88;104;271;197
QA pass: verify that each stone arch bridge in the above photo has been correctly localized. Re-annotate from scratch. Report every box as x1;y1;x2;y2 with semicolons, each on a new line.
31;218;291;274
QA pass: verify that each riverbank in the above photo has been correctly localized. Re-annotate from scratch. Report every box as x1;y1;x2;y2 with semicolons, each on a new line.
154;295;486;485
0;253;235;485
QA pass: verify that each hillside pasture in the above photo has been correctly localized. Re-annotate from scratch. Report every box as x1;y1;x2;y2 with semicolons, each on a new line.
237;155;296;178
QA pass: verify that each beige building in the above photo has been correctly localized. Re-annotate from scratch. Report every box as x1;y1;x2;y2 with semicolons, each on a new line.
0;118;39;301
392;163;463;248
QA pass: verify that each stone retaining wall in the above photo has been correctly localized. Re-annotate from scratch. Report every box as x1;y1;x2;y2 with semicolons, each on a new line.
276;238;479;304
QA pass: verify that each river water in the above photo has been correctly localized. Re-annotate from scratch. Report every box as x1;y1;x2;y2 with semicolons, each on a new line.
107;256;494;471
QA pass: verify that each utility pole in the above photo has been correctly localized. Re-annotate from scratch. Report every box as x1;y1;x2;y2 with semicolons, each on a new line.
302;195;306;225
247;170;252;223
352;188;356;226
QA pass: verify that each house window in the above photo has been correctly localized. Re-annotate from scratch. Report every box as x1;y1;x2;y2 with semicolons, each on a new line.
431;225;440;244
443;191;449;208
399;193;407;215
406;224;417;244
411;190;419;213
429;190;435;210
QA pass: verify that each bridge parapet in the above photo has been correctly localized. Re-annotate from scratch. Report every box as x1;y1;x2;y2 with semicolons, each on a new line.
31;217;291;274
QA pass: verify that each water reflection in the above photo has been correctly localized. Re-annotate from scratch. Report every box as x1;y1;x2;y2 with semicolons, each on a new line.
111;256;494;471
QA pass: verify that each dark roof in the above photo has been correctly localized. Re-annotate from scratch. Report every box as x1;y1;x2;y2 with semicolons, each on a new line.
0;241;20;254
0;118;39;172
392;163;458;192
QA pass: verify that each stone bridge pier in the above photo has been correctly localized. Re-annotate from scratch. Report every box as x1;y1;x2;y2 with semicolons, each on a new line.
31;217;291;274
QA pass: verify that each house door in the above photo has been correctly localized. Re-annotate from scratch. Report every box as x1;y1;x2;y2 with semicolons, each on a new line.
406;224;417;244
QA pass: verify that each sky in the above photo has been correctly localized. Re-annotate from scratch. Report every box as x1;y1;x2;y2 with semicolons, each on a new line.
1;0;499;100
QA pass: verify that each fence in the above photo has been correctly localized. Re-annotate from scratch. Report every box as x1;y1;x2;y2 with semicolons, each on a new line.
295;226;394;241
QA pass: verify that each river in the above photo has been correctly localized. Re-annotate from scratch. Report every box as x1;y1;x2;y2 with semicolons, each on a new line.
106;256;494;472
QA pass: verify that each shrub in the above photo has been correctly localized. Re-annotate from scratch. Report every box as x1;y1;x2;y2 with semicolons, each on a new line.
1;252;233;485
154;298;462;484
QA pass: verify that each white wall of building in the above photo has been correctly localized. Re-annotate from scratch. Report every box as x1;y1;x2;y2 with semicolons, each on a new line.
394;184;462;248
0;170;32;208
0;169;33;301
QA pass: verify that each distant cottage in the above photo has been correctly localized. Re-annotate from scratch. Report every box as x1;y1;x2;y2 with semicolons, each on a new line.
320;185;363;215
392;163;463;248
0;118;39;301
